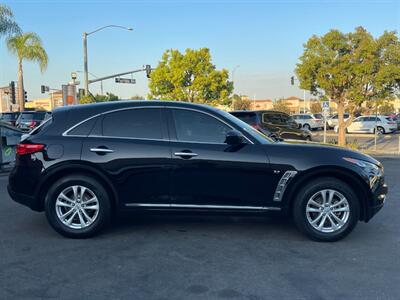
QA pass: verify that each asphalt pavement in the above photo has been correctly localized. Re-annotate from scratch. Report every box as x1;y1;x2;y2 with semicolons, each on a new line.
0;157;399;300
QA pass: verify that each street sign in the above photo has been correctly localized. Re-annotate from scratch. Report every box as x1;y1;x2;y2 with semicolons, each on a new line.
322;101;329;109
115;78;136;84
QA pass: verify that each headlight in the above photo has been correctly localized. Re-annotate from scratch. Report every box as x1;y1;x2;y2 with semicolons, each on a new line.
343;157;382;189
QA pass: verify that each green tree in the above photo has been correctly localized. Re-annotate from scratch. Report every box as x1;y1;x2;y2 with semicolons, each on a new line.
148;48;233;104
7;32;48;111
232;95;251;110
310;102;322;114
80;92;119;104
296;27;400;146
273;100;291;114
0;4;20;38
379;102;395;115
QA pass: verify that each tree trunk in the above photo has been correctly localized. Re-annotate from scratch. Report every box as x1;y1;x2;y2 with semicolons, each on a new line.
337;101;346;146
17;59;25;111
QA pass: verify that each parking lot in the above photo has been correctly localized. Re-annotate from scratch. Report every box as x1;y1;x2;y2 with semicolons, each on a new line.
312;130;400;153
0;157;399;300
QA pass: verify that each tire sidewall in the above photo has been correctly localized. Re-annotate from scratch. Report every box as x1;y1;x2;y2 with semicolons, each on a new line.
293;178;360;242
45;175;111;238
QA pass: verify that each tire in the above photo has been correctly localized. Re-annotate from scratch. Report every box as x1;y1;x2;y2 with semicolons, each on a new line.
303;124;311;130
45;174;111;238
376;126;385;134
292;177;360;242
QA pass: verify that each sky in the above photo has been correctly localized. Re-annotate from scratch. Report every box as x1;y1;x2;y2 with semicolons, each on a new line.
1;0;399;101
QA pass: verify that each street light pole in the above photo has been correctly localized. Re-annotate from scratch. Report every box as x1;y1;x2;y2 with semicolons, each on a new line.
83;32;89;95
82;25;132;95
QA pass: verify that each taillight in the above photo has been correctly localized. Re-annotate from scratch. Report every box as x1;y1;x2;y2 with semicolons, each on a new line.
251;124;262;130
16;143;45;155
29;121;37;128
388;122;396;125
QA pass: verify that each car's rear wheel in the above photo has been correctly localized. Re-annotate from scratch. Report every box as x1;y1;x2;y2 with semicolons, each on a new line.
293;178;359;242
303;124;311;130
45;174;111;238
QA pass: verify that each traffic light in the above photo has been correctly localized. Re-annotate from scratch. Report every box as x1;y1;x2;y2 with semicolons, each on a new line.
290;76;295;85
41;85;46;94
24;90;28;102
9;81;16;104
145;65;152;78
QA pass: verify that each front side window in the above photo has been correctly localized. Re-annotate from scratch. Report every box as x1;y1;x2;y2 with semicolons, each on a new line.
102;108;163;140
172;109;231;143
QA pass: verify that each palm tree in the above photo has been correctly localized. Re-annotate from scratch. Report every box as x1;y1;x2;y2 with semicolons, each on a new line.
7;32;48;111
0;4;21;38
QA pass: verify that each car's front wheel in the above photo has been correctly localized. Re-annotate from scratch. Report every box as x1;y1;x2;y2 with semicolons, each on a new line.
293;178;360;242
45;174;111;238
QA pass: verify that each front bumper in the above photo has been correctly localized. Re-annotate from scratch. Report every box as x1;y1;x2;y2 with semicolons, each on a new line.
365;180;388;221
7;184;42;211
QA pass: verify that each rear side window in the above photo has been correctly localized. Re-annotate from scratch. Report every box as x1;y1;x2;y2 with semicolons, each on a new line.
231;112;257;124
102;108;163;139
67;117;98;136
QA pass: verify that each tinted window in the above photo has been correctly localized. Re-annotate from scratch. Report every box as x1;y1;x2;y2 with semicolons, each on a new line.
20;113;34;120
102;108;163;139
68;117;97;136
313;114;323;119
173;109;231;143
230;112;257;124
263;113;283;125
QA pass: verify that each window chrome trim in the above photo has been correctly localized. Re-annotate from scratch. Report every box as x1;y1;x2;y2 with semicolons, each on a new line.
125;203;281;211
62;105;254;144
273;171;297;202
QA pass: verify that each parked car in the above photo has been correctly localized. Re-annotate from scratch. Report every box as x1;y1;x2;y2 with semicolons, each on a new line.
292;114;324;130
387;113;400;130
230;110;312;141
15;111;51;132
327;113;350;129
0;112;20;126
8;101;387;241
334;115;397;134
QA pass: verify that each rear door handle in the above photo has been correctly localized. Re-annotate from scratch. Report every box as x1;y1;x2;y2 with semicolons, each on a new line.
90;148;114;154
174;152;198;158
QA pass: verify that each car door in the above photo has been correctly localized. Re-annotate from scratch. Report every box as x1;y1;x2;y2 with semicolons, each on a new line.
168;107;273;208
81;107;172;207
349;117;363;132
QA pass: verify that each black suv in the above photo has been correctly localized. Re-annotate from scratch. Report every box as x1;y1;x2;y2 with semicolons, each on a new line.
8;101;387;241
230;110;312;141
15;111;50;132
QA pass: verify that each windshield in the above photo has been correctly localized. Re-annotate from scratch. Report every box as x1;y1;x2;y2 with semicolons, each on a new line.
220;110;273;144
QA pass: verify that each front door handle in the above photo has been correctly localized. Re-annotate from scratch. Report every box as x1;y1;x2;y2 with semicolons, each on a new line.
90;148;114;154
174;152;198;158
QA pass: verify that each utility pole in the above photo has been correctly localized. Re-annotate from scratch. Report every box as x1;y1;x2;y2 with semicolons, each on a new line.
83;25;132;95
83;32;89;95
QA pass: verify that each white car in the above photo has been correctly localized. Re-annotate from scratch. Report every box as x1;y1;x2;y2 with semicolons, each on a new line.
327;113;350;129
292;114;323;130
334;115;397;134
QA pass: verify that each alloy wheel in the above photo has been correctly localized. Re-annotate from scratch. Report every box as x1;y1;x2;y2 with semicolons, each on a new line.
305;189;350;233
55;185;100;229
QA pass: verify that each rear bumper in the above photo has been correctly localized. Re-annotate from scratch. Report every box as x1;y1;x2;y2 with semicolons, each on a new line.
7;184;42;211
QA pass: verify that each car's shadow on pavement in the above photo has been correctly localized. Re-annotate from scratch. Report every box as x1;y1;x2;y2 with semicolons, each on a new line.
104;212;305;241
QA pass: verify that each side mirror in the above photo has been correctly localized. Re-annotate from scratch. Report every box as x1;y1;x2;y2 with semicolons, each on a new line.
225;130;245;145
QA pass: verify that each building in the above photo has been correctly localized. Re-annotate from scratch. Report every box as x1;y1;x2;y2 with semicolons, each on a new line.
249;99;274;110
25;91;63;111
